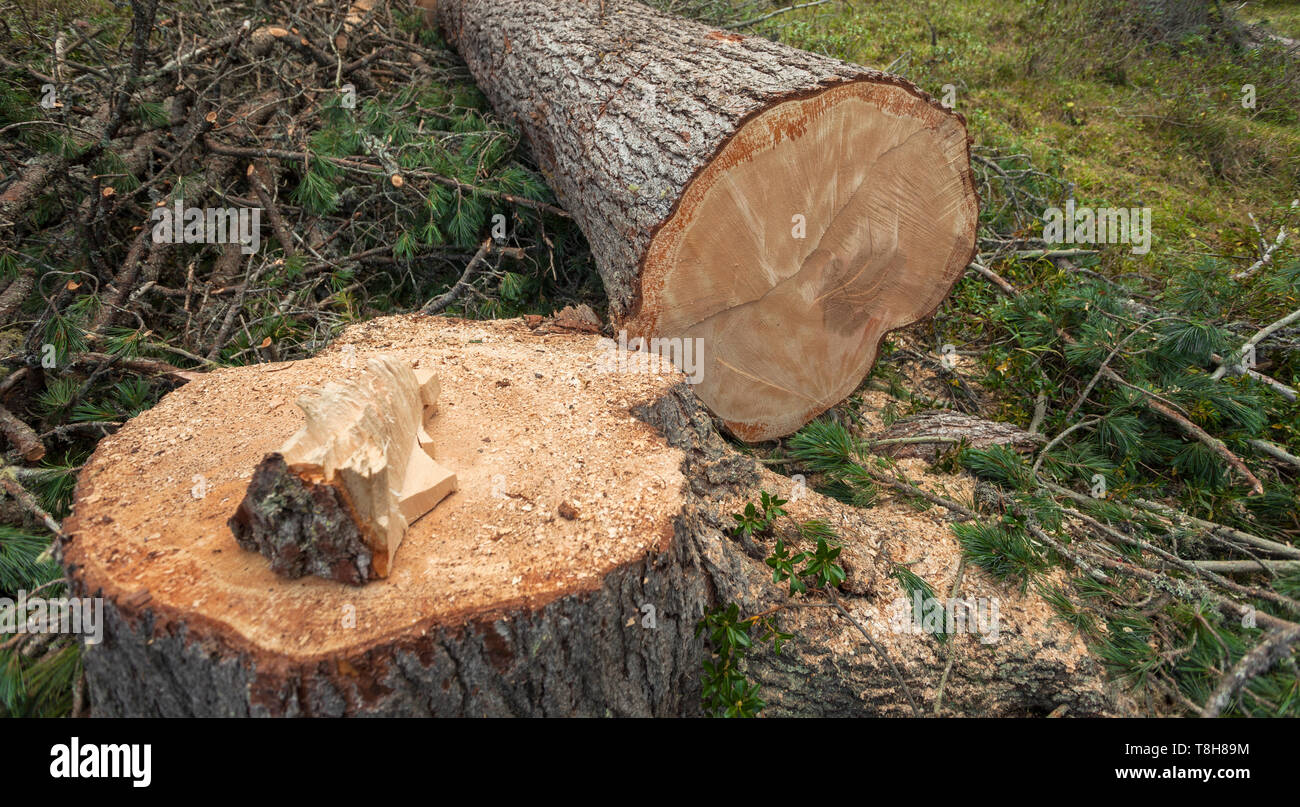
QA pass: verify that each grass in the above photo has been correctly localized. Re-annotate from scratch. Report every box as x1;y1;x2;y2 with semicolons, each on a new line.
1244;0;1300;39
770;0;1299;282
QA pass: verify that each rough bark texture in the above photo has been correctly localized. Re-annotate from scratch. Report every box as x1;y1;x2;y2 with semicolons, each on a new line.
76;514;717;717
430;0;889;320
871;410;1047;462
65;316;1115;717
230;453;377;586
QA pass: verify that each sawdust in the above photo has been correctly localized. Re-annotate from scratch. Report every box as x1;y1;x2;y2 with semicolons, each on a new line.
65;315;686;660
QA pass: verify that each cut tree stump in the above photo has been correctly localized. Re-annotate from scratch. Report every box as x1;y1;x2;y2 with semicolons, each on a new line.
229;355;456;585
421;0;979;441
62;316;1113;717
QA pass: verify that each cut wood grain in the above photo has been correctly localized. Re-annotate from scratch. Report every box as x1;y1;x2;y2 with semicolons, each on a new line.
229;355;456;584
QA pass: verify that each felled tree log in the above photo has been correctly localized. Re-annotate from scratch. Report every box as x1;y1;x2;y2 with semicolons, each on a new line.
62;316;1112;717
229;356;456;585
423;0;979;441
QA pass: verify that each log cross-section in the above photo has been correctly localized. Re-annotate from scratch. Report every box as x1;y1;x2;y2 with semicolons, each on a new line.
230;355;456;584
424;0;979;441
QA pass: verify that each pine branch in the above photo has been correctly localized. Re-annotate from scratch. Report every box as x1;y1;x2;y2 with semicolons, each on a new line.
969;260;1266;495
1203;625;1300;717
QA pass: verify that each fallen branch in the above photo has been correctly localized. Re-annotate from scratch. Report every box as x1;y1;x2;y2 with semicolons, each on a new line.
1211;305;1300;380
984;248;1099;260
421;239;524;314
0;402;44;461
1210;354;1297;402
0;473;64;538
1202;625;1300;717
1041;481;1300;560
1128;495;1300;560
1139;393;1264;496
70;352;199;380
1231;210;1290;282
968;257;1265;495
822;585;921;717
966;261;1017;296
247;162;295;258
932;556;966;715
0;267;35;322
1064;541;1296;632
202;139;573;218
1248;438;1300;470
1030;417;1100;478
1191;559;1300;574
722;0;833;30
1065;505;1300;618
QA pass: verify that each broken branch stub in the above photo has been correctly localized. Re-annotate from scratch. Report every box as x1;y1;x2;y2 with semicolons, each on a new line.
230;355;456;584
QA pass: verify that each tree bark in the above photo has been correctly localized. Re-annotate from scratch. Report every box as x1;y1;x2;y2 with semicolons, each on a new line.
230;453;379;586
424;0;980;441
64;316;1112;717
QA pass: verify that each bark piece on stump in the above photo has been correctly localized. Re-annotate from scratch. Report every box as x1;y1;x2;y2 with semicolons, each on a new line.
230;452;375;585
63;316;1115;717
424;0;980;441
229;355;456;584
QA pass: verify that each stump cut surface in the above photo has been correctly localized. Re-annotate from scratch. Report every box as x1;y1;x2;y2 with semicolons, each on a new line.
64;317;685;662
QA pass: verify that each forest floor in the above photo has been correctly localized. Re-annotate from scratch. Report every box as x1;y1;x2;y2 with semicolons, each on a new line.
2;0;1298;716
